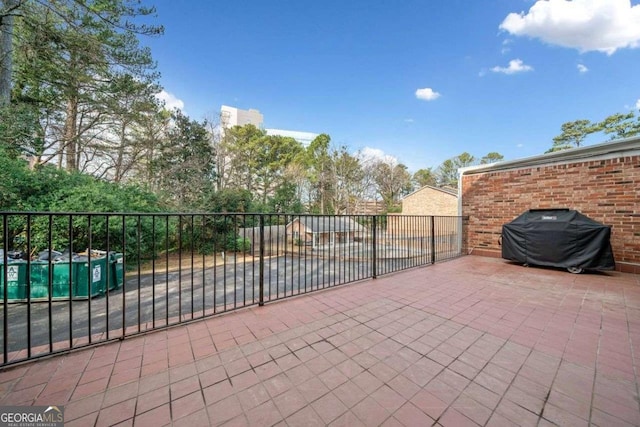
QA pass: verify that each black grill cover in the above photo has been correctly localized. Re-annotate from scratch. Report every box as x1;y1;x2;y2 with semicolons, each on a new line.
501;209;615;270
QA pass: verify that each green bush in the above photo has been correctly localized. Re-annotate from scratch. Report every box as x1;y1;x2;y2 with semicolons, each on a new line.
226;235;251;253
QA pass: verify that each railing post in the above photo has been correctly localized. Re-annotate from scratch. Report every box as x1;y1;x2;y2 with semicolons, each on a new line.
430;216;436;264
259;214;265;306
372;216;377;279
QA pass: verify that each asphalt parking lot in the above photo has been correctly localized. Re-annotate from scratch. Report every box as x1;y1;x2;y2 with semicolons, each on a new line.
1;254;410;355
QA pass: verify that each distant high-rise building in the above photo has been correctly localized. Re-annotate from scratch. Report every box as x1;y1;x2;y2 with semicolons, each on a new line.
265;129;318;147
220;105;264;129
220;105;318;146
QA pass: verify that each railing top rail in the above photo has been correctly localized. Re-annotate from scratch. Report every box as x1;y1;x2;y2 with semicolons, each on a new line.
0;211;467;218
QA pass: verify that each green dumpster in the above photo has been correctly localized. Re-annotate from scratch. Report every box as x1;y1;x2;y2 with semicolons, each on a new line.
109;253;124;290
29;261;51;299
73;256;108;299
0;261;28;301
29;261;70;300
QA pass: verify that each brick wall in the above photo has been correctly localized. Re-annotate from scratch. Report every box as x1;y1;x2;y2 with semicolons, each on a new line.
461;155;640;273
402;187;458;216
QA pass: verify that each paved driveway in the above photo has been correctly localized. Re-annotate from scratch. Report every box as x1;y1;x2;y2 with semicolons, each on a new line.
0;256;638;426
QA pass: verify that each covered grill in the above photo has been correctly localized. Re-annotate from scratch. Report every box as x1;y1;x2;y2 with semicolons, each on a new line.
501;209;615;273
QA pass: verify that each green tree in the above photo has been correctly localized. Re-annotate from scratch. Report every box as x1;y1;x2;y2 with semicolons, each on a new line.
9;0;162;170
412;168;437;188
547;119;598;153
372;160;412;212
221;124;265;192
153;110;215;209
331;146;364;214
436;152;476;188
95;74;162;182
599;111;640;140
306;134;334;214
0;0;20;106
254;135;303;206
480;152;504;164
436;159;457;188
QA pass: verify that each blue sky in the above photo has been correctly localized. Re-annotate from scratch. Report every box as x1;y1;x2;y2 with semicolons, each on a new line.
146;0;640;172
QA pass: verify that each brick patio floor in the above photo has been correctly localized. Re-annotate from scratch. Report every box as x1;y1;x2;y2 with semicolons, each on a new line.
0;256;639;426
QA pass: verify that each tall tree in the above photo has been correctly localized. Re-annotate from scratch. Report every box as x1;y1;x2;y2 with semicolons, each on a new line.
599;111;640;140
436;152;476;188
371;160;412;211
306;134;333;214
153;110;215;208
331;146;364;214
480;152;504;164
436;159;457;188
0;0;21;105
412;168;437;188
547;119;598;153
254;134;302;206
221;124;265;192
95;74;162;182
10;0;162;170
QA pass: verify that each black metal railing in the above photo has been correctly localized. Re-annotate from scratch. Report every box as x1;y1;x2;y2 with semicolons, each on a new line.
0;212;464;366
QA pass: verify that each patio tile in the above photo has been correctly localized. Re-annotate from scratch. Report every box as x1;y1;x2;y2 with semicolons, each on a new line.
370;385;406;413
296;376;330;403
393;401;435;426
285;405;324;426
206;394;243;424
351;395;392;426
0;257;638;427
136;385;170;415
203;379;234;406
386;374;420;401
541;403;588;427
590;408;638;427
272;387;307;418
494;399;540;427
351;370;384;394
246;400;283;427
95;397;136;427
284;363;314;385
438;408;479;427
452;395;493;425
329;410;368;427
171;390;205;421
133;403;171;427
410;389;448;420
263;372;294;398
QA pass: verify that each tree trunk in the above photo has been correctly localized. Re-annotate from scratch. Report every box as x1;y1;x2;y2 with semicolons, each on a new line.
63;96;78;171
114;121;127;182
0;0;20;106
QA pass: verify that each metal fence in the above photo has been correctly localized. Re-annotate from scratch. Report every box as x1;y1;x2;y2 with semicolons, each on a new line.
0;212;464;367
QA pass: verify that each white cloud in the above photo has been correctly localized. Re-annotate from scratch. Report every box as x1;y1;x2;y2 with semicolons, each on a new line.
415;87;441;101
155;90;185;110
404;118;414;123
577;64;589;73
636;99;640;109
491;59;533;74
357;147;398;166
500;0;640;55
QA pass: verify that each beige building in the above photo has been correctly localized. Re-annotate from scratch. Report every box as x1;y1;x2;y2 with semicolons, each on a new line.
387;186;459;237
220;105;264;128
401;185;458;216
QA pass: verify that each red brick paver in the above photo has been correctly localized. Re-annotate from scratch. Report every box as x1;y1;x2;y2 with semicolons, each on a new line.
1;256;639;426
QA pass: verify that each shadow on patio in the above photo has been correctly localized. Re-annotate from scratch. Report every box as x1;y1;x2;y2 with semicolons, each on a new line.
0;256;638;426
